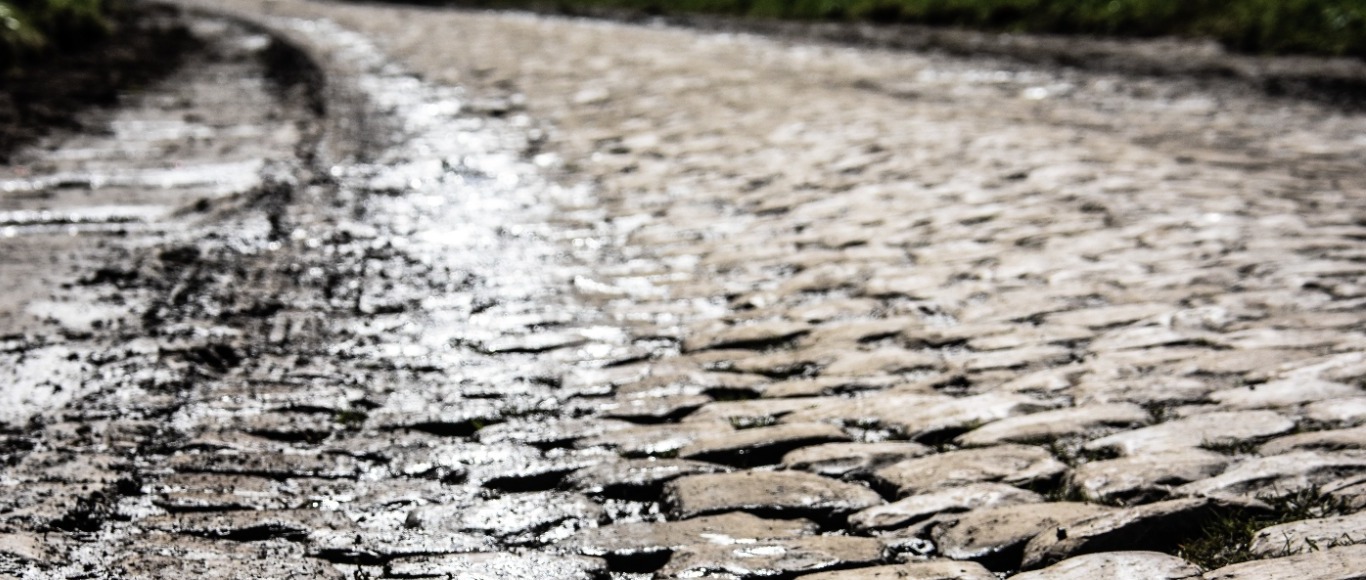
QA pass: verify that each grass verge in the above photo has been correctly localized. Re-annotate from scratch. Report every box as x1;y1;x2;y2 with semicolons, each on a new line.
427;0;1366;59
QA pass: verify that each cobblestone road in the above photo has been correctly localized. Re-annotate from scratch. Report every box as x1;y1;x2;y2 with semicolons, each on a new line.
2;0;1365;578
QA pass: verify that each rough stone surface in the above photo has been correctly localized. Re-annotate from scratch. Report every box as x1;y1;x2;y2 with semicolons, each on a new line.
954;403;1149;447
665;471;885;520
1249;511;1366;556
679;422;851;467
561;512;816;557
659;536;887;579
930;502;1110;564
1204;544;1366;580
1019;497;1264;568
782;442;933;478
849;483;1044;531
874;445;1068;497
793;560;996;579
1010;551;1201;580
1067;449;1230;503
1084;411;1296;456
1175;452;1366;498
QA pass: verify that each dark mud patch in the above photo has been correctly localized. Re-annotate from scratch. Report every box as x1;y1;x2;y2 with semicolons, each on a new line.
0;1;200;161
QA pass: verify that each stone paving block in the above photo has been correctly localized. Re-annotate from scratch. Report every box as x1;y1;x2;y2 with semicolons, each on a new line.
114;536;340;580
684;320;812;352
784;392;1050;441
664;471;884;520
1209;378;1361;410
781;442;932;478
561;512;816;558
576;422;733;457
407;491;604;540
600;393;713;421
564;458;732;497
1009;551;1200;580
874;444;1068;497
475;417;638;446
849;483;1043;532
658;535;886;579
1175;451;1366;498
1249;510;1366;556
1019;497;1264;569
1203;543;1366;580
954;402;1148;446
821;348;947;376
792;560;996;579
386;552;606;579
1067;449;1230;503
1047;303;1173;328
930;502;1110;565
965;325;1093;352
679;422;851;467
959;345;1073;372
1304;397;1366;425
1083;410;1295;456
757;376;901;398
684;397;844;426
1260;425;1366;455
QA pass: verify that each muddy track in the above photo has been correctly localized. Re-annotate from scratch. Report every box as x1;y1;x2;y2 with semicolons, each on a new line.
3;1;1366;579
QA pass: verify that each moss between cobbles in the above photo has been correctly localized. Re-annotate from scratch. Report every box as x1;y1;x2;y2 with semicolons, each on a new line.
412;0;1366;59
1;0;107;70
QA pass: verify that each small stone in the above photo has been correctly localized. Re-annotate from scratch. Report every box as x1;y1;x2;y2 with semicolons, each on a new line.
792;560;996;579
849;483;1043;531
1250;511;1366;556
561;512;816;558
1175;451;1366;498
386;552;605;579
1083;410;1295;456
1020;497;1264;569
680;422;850;467
931;502;1109;565
659;535;886;579
874;444;1068;497
565;458;732;497
664;471;884;520
1010;552;1200;580
1067;449;1229;503
1208;378;1361;410
954;403;1148;447
1203;543;1366;579
782;442;932;478
1260;425;1366;455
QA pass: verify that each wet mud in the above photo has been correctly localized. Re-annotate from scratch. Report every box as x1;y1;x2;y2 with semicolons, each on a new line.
3;1;1366;579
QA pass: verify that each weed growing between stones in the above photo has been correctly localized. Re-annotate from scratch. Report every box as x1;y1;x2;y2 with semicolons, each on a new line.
1177;485;1356;570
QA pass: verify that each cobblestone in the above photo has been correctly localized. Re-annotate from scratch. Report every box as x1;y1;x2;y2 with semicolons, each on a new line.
2;0;1365;577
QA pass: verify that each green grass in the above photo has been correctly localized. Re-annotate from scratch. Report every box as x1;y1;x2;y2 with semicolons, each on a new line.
439;0;1366;58
1;0;108;70
1177;486;1357;570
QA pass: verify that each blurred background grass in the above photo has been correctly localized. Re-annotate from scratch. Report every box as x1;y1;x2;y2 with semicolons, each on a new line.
443;0;1366;58
1;0;108;70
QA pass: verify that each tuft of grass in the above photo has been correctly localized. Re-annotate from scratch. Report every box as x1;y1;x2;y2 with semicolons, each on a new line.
1177;485;1356;570
1;0;108;70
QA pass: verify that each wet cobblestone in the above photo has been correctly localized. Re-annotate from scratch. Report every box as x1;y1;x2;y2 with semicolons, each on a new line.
2;0;1366;578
